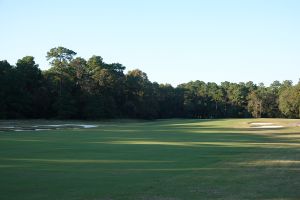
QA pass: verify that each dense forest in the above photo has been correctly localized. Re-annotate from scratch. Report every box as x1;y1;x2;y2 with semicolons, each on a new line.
0;47;299;119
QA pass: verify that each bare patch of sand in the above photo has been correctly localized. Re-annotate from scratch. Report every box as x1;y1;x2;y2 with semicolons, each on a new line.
288;122;300;127
276;134;300;138
250;123;274;126
252;125;284;129
0;124;98;132
249;122;284;129
240;160;300;167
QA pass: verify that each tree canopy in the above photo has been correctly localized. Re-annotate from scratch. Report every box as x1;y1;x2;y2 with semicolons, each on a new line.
0;47;299;119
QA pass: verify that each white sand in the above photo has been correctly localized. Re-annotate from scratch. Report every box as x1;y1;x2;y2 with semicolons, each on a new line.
81;125;98;128
249;122;284;129
250;122;284;128
250;123;274;125
252;125;284;129
46;124;98;128
5;124;98;131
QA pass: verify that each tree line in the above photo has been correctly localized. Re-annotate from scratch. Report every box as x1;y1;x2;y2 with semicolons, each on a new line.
1;47;299;119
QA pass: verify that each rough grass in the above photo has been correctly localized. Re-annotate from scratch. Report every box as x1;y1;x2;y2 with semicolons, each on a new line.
0;119;300;200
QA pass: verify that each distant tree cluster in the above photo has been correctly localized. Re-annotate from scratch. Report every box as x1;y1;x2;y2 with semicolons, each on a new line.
1;47;299;119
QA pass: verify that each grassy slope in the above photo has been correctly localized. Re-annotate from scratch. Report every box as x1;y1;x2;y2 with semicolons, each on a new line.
0;119;300;200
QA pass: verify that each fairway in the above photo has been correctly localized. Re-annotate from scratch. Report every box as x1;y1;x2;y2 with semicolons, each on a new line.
0;119;300;200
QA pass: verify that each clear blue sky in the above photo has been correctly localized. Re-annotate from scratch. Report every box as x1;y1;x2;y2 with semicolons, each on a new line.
1;0;299;86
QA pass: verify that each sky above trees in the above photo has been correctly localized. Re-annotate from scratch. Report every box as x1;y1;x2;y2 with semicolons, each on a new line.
0;0;299;86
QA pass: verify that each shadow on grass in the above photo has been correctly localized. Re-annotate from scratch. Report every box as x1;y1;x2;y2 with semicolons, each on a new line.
2;158;174;164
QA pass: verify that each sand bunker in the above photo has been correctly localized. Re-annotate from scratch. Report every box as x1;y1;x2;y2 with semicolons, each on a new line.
0;124;98;132
45;124;98;128
250;123;274;126
288;122;300;127
250;122;284;129
252;125;284;129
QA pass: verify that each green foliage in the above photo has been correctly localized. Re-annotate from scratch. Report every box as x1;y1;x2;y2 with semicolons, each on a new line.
247;91;262;118
46;46;77;66
279;83;300;118
0;47;299;119
0;60;14;118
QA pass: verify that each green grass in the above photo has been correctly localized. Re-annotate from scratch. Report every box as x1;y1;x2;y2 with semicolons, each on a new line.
0;119;300;200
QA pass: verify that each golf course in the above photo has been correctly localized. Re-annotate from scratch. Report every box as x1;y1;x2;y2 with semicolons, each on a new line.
0;119;299;200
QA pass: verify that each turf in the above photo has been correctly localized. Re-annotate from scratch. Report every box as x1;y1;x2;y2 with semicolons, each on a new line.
0;119;300;200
